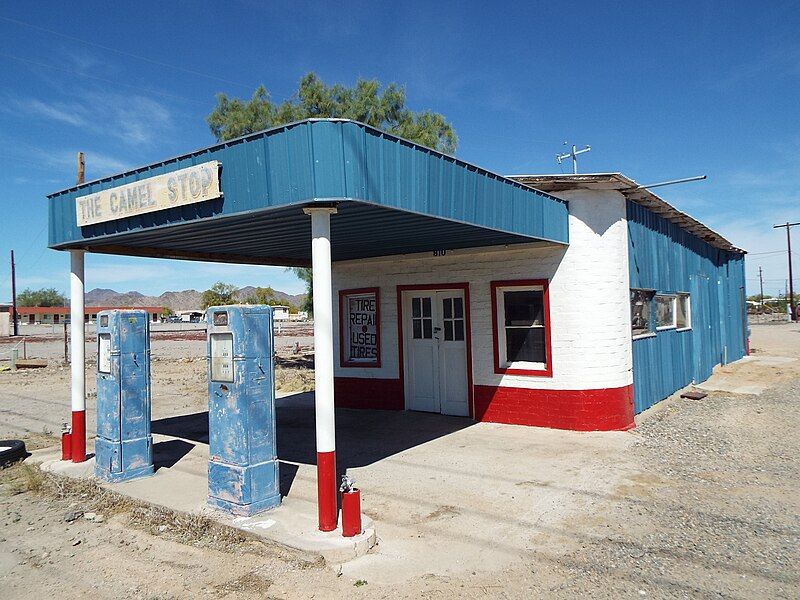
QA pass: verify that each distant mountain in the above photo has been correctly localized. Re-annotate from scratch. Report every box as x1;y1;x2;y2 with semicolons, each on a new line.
84;287;306;312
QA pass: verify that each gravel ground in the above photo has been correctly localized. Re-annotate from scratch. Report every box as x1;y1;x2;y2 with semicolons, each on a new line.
1;324;798;598
536;377;800;599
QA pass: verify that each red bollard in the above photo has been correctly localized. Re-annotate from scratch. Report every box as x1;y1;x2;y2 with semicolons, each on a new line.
61;431;72;461
341;489;362;537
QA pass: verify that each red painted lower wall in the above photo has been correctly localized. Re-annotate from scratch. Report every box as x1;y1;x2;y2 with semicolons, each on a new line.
334;377;404;410
474;384;635;431
333;377;635;431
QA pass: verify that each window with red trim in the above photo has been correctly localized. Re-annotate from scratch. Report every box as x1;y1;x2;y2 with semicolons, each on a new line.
338;288;381;368
491;279;552;376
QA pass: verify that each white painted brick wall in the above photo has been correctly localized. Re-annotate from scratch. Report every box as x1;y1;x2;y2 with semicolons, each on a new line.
333;189;633;391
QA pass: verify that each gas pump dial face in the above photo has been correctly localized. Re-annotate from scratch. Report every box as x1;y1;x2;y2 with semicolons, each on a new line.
98;333;111;374
210;333;234;382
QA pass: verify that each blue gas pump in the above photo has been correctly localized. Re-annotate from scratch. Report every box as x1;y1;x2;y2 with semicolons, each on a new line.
206;305;280;515
95;310;154;482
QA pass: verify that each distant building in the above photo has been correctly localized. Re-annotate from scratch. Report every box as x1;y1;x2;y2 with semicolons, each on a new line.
177;310;204;322
11;306;164;325
272;305;290;321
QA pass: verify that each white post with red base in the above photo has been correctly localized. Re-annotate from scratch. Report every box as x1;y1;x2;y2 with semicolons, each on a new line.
304;206;338;532
69;250;86;463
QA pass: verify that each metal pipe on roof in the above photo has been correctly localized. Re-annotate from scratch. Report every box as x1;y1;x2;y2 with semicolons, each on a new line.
635;175;707;190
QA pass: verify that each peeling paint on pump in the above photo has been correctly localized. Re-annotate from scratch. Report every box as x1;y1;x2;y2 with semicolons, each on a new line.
206;305;281;516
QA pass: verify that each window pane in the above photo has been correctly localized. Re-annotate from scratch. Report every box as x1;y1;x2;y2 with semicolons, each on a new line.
443;298;452;319
631;289;653;336
412;319;422;339
503;290;543;326
454;319;464;341
505;327;545;363
444;320;453;341
656;295;675;328
454;297;464;318
423;319;432;338
412;297;421;318
676;294;690;328
422;297;432;317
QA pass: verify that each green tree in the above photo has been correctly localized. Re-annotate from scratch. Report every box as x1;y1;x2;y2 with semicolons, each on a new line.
161;307;174;317
244;286;277;305
17;287;67;307
201;282;238;309
289;268;313;315
207;73;458;153
207;73;458;318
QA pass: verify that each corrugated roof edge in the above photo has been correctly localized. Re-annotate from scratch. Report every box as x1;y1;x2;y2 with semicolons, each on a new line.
508;173;745;254
47;118;565;204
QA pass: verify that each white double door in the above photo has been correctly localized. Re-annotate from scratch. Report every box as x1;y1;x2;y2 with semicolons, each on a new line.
403;290;469;417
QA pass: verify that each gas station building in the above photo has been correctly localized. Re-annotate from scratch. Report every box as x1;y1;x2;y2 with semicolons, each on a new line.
47;119;747;528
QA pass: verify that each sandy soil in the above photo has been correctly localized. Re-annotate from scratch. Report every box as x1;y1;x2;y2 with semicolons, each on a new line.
0;322;798;598
0;355;314;440
0;322;313;361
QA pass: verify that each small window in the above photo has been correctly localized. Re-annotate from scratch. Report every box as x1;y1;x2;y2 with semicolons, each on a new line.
412;296;433;340
442;296;465;341
656;295;676;329
492;280;551;376
676;293;691;329
631;289;655;337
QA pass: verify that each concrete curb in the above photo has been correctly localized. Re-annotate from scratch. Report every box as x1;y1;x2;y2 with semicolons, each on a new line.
33;447;377;564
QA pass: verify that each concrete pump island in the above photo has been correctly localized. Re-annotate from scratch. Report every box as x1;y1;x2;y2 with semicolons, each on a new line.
27;118;756;581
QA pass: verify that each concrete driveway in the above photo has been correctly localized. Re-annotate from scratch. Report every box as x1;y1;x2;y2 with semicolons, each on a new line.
145;391;636;582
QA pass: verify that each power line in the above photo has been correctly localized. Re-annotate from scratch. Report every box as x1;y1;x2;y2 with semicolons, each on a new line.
0;15;252;90
773;221;799;320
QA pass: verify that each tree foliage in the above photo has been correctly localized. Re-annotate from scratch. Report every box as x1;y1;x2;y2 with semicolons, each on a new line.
244;286;277;305
201;282;238;309
17;287;67;307
243;286;299;312
207;73;458;153
207;73;457;318
289;268;314;315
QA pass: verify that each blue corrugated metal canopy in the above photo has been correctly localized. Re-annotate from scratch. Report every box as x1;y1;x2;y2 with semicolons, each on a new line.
48;119;568;266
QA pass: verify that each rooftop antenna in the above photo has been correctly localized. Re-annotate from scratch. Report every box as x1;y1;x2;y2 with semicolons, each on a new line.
556;142;591;174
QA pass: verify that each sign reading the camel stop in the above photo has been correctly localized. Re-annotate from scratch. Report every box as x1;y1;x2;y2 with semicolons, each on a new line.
75;161;221;226
342;289;380;367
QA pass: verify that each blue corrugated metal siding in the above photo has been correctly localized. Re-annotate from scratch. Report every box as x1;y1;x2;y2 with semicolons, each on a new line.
628;201;747;413
48;120;569;254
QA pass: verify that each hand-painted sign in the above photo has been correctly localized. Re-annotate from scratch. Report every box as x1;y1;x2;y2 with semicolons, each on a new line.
342;290;379;366
75;161;221;226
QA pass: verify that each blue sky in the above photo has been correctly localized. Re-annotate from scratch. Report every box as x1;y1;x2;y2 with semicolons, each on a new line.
1;0;798;299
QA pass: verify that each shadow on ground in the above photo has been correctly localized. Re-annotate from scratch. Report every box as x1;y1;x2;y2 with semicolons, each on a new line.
151;391;474;496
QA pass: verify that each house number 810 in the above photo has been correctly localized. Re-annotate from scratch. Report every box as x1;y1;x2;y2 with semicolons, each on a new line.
433;250;447;256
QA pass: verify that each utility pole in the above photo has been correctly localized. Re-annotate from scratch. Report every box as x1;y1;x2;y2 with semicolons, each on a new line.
556;143;591;174
759;266;764;311
10;250;18;336
76;151;85;185
773;221;799;321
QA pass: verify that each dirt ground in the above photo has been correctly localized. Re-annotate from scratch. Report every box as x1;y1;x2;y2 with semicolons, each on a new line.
1;322;798;598
0;321;313;361
0;349;313;440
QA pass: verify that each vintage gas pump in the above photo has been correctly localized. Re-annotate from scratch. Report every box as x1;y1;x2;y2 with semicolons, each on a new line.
95;310;154;482
206;305;281;515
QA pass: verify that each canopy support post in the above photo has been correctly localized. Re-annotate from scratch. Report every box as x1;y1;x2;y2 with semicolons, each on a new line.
304;206;338;532
69;250;86;463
